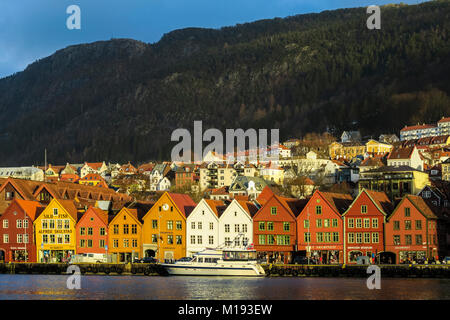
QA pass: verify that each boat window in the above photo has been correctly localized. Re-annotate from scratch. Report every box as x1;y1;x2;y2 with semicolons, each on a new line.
223;251;250;261
198;257;203;263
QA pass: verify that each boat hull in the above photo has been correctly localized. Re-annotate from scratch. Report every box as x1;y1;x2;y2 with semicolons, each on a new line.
162;264;265;276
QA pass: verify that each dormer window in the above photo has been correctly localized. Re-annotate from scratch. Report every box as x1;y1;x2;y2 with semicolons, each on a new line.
53;208;58;216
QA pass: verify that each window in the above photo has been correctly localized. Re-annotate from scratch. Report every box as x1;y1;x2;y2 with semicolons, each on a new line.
332;219;338;227
283;222;290;231
333;232;339;242
304;220;310;229
152;235;158;244
234;224;240;233
225;237;231;246
208;236;214;245
49;220;55;229
356;219;362;228
315;206;322;215
225;224;230;232
50;234;55;243
404;207;410;217
113;239;118;248
324;232;331;243
393;235;400;245
209;222;214;230
80;239;85;247
270;207;277;215
259;235;266;245
64;220;70;229
372;218;378;229
100;227;106;236
24;234;29;244
16;219;23;228
234;238;240;246
123;239;129;248
405;220;411;230
405;235;412;245
80;227;86;235
267;222;274;231
132;239;138;248
198;222;202;230
356;233;362;243
316;232;323;242
324;219;330;228
131;224;137;234
2;220;8;229
364;233;370;243
191;221;196;229
316;219;322;228
393;221;400;230
100;239;105;248
196;236;201;245
176;235;182;245
167;221;173;230
242;224;248;233
113;224;119;234
415;220;422;230
361;205;367;214
348;218;354;228
364;218;370;228
415;234;422;245
17;234;22;243
267;235;275;245
88;227;93;236
259;222;265;231
53;208;58;216
87;239;93;248
348;233;355;243
152;220;158;229
304;232;311;243
176;221;182;231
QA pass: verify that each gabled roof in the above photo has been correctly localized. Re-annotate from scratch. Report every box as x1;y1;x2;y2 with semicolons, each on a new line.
85;162;104;170
401;124;436;132
388;146;416;160
204;199;227;218
255;186;275;206
438;116;450;124
277;196;309;218
236;200;259;217
318;191;354;215
389;195;439;221
344;189;393;217
54;199;79;222
167;192;197;218
14;199;44;221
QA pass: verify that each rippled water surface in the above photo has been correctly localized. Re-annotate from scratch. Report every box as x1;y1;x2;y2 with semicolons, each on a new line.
0;275;449;300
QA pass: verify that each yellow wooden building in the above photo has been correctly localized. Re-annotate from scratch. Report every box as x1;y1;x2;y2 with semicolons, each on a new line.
142;192;196;262
108;207;144;263
365;139;393;155
34;199;79;263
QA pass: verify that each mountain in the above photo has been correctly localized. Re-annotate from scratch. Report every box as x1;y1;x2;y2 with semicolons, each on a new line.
0;1;449;166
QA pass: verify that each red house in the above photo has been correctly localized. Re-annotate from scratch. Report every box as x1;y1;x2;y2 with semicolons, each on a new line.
297;191;353;264
385;195;440;264
76;206;109;255
343;189;393;264
253;194;307;264
0;199;43;262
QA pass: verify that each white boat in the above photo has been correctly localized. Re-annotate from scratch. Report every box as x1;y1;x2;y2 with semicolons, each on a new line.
161;247;266;277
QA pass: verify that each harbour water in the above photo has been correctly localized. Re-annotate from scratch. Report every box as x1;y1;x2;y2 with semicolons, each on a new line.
0;274;449;300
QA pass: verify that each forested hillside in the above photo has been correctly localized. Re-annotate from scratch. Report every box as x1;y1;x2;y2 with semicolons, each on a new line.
0;1;449;166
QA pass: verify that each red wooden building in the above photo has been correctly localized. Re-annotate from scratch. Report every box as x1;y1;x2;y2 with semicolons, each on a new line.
297;191;353;264
385;195;441;264
76;206;110;255
253;194;307;264
0;199;43;262
343;189;393;264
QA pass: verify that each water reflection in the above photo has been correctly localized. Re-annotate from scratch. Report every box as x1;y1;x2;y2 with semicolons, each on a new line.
0;275;449;300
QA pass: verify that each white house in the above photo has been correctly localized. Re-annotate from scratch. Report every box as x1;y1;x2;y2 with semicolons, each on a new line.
186;199;227;256
387;145;424;171
218;199;258;248
80;162;108;178
0;166;44;181
149;164;171;191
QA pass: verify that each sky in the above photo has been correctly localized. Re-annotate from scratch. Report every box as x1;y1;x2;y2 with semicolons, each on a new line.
0;0;426;78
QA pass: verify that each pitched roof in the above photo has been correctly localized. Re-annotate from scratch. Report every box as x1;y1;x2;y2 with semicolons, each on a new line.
388;146;415;160
406;195;439;219
56;199;79;221
277;195;309;218
15;199;44;221
167;193;197;218
204;199;227;218
91;207;109;225
256;186;274;206
364;190;394;216
236;200;259;217
85;162;104;170
319;191;354;215
438;117;450;124
401;124;436;132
